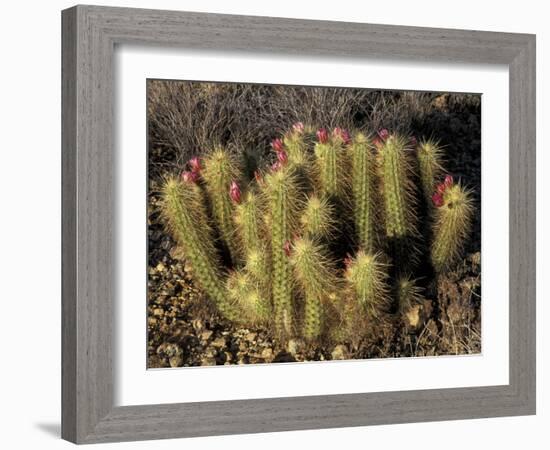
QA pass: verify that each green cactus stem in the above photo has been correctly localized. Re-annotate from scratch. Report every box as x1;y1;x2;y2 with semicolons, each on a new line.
234;190;263;255
379;134;416;239
396;275;424;314
345;251;389;318
431;181;473;272
350;132;378;252
314;133;348;200
417;139;444;203
262;166;301;337
201;148;240;263
161;177;237;320
300;195;335;239
290;237;339;341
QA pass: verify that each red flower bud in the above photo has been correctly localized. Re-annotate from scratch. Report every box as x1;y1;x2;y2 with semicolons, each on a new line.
444;174;454;188
271;161;282;172
271;138;284;153
188;156;202;173
410;136;417;147
276;150;288;165
181;170;198;184
436;182;446;195
372;136;383;150
333;127;351;145
229;180;241;204
292;122;305;134
432;192;444;208
378;129;390;140
283;240;292;257
316;128;329;144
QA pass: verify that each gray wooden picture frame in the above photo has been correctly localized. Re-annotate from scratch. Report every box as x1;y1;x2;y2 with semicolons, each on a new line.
61;4;536;444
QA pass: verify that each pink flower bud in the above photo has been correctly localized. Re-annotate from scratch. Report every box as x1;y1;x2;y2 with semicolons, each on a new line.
436;182;446;195
229;180;241;204
292;122;305;134
444;174;454;188
283;240;292;257
432;192;444;208
276;150;288;165
333;127;351;145
188;156;202;173
410;136;417;147
373;136;383;149
271;138;284;153
181;170;198;184
316;128;329;144
378;129;390;140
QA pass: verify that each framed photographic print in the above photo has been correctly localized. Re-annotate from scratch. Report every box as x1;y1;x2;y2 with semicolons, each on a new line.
62;5;536;444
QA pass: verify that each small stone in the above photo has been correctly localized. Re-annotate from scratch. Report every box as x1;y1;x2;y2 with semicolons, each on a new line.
331;344;350;360
260;348;273;360
245;332;257;342
211;337;226;348
201;356;217;366
155;262;166;272
169;355;183;367
153;308;164;317
201;330;214;341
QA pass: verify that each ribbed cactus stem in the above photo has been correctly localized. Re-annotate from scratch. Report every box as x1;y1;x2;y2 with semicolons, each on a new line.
417;140;444;203
314;137;348;199
161;177;237;320
201;148;240;263
345;251;389;317
350;133;377;252
300;195;334;239
396;275;423;314
290;237;338;341
431;182;473;272
235;191;263;255
380;134;415;238
263;167;300;336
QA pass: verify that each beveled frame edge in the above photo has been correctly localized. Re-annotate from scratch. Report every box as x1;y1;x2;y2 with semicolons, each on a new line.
61;4;536;444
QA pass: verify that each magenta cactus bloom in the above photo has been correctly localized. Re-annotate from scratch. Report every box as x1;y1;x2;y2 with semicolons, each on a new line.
271;161;282;172
188;156;202;173
276;149;288;165
343;253;353;270
316;128;329;144
181;170;198;184
283;240;292;257
333;127;351;145
372;136;383;149
271;138;284;153
436;182;446;195
432;192;444;208
292;122;305;134
444;174;454;188
378;128;390;140
229;180;241;204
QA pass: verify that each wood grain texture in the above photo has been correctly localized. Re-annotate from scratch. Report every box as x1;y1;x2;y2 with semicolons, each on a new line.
61;4;536;444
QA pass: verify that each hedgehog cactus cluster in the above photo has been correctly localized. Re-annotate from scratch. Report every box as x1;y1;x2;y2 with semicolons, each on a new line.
161;123;473;344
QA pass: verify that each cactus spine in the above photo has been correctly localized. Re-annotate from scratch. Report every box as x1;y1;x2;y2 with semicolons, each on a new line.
201;148;240;263
345;251;389;318
235;190;263;255
431;181;473;272
350;133;377;252
417;140;444;203
226;270;270;325
290;237;339;341
161;177;237;320
263;167;300;337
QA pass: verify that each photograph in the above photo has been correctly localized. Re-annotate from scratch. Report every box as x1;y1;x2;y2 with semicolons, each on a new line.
146;80;482;368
